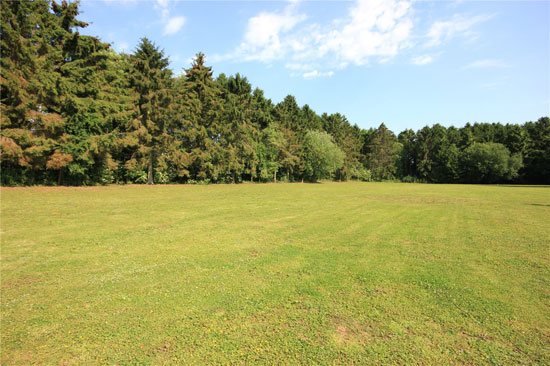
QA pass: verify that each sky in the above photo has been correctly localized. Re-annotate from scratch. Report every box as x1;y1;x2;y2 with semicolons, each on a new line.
79;0;550;133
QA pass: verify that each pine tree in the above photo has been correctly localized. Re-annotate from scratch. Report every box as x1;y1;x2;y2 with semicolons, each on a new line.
1;0;60;184
363;123;399;180
218;73;261;182
127;38;174;184
175;53;223;182
1;0;114;185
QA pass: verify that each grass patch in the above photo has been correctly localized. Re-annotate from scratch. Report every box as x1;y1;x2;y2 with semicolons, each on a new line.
2;182;549;364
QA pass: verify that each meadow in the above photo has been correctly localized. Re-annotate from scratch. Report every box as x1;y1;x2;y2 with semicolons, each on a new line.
1;182;549;365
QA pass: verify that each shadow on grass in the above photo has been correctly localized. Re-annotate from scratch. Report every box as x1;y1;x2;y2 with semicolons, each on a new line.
529;203;550;207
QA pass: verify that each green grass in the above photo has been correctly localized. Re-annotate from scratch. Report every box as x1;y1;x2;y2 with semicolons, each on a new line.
1;182;549;365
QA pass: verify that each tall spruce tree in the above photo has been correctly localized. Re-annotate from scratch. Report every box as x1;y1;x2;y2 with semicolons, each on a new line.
363;123;399;180
176;53;224;182
127;38;173;184
219;73;261;182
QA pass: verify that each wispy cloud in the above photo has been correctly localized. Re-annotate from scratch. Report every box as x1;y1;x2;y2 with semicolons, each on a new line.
411;55;433;65
464;59;509;69
425;14;493;47
154;0;186;36
163;16;185;35
303;70;334;79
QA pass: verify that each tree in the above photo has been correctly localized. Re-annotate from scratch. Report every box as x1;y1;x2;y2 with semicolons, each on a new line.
321;113;363;181
363;123;399;180
461;142;522;183
127;38;173;184
1;0;50;184
175;52;224;182
258;124;284;182
273;95;303;181
522;117;550;184
302;130;345;182
217;73;261;183
0;0;119;185
397;129;416;178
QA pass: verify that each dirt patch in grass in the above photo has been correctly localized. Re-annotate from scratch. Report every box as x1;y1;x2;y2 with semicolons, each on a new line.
1;274;41;290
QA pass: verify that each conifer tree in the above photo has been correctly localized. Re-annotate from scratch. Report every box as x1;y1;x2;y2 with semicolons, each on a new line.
363;123;399;180
176;53;223;182
1;0;61;184
127;38;174;184
1;0;114;185
219;73;261;182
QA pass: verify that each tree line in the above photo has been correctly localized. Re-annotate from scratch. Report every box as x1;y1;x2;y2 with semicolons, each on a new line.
1;1;549;186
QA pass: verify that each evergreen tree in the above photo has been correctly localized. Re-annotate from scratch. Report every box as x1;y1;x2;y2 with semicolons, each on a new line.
127;38;174;184
397;129;417;178
363;123;399;180
176;53;224;182
218;73;260;182
1;3;548;186
1;0;116;185
522;117;550;184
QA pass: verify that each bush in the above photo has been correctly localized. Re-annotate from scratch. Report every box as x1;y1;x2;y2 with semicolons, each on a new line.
350;165;372;182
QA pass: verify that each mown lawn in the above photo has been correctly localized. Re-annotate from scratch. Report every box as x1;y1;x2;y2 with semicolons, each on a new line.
1;182;549;365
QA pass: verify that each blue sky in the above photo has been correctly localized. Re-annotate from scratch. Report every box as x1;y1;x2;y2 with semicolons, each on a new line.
79;0;549;133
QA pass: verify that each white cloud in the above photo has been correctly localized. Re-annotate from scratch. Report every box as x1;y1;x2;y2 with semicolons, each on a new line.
425;14;492;47
154;0;185;36
464;59;509;69
303;70;334;79
163;16;185;35
318;0;413;66
236;5;307;62
219;0;414;68
218;0;493;75
411;55;433;65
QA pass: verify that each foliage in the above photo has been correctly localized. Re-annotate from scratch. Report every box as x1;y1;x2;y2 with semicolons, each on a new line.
0;0;548;185
127;38;173;185
362;123;399;180
302;130;345;181
461;143;523;183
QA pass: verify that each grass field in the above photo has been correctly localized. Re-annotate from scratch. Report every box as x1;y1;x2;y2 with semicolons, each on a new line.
1;182;549;365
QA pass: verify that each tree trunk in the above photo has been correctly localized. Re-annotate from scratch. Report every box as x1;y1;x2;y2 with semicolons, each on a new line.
58;169;63;186
147;152;154;185
274;171;277;183
287;170;290;182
